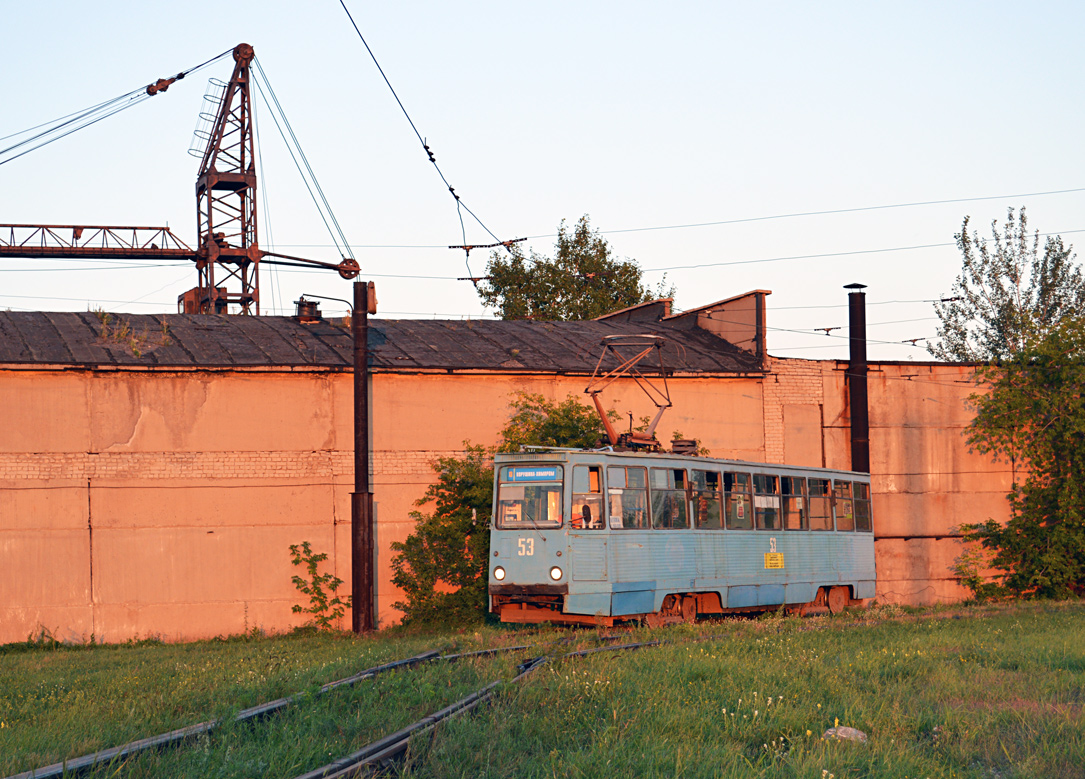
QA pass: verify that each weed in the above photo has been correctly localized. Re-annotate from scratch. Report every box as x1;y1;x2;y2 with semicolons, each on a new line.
90;307;171;358
289;541;351;632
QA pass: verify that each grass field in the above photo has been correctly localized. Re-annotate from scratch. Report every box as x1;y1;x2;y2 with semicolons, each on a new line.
1;601;1083;778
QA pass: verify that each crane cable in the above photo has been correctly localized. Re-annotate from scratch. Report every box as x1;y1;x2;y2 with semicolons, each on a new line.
251;59;354;265
0;48;232;168
336;0;517;276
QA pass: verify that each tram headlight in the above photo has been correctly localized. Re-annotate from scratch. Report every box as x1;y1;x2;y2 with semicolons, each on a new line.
493;566;506;581
549;566;563;581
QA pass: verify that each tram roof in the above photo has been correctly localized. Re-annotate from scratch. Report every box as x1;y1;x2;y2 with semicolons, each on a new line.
495;449;871;479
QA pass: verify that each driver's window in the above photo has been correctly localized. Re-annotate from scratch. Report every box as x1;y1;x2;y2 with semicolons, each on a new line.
572;465;604;530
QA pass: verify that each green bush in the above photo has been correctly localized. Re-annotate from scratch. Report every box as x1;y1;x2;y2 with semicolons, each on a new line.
390;392;610;625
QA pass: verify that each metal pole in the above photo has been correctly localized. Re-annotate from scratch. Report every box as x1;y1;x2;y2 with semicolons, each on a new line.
352;281;374;633
844;283;870;473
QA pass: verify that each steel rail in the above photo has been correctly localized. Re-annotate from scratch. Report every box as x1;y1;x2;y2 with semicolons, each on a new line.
5;634;630;779
290;638;665;779
4;647;453;779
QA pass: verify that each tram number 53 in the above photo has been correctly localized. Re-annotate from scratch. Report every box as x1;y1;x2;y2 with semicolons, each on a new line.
517;538;535;556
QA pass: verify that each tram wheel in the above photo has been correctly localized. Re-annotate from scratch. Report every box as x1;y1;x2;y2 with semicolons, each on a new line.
681;595;698;624
827;586;850;614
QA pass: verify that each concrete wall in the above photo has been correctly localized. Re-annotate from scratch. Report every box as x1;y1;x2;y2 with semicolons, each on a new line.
0;357;1009;643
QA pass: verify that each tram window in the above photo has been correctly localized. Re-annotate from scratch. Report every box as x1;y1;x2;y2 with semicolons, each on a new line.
724;472;753;530
691;469;722;529
495;484;563;529
649;468;689;529
834;480;855;531
754;474;781;530
808;478;833;531
607;466;649;529
572;465;604;530
854;482;872;532
782;476;807;530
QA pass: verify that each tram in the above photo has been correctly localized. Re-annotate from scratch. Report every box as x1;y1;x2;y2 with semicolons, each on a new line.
488;449;875;625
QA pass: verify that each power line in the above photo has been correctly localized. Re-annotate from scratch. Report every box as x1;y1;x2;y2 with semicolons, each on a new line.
0;263;187;273
540;186;1085;239
642;228;1085;273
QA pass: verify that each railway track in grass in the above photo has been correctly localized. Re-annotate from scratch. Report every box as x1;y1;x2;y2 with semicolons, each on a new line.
4;643;532;779
11;627;753;779
288;638;664;779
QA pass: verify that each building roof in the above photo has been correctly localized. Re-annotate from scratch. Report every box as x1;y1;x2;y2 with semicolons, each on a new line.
0;311;762;374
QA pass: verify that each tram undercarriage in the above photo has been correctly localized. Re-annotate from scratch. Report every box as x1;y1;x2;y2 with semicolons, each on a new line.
492;585;868;627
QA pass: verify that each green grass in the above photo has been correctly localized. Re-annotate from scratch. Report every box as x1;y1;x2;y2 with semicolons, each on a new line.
2;603;1083;778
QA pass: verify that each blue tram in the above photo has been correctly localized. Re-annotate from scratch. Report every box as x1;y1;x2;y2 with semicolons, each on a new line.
488;450;875;625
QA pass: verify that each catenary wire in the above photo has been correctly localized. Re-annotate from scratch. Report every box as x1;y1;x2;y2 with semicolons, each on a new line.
336;0;516;274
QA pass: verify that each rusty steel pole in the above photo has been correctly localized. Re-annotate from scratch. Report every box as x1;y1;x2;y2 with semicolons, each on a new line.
845;283;870;473
352;280;374;633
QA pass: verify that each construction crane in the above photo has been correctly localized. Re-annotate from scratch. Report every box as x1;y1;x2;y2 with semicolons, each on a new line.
0;43;359;314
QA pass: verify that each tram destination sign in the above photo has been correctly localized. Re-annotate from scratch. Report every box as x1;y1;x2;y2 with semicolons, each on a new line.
506;466;562;482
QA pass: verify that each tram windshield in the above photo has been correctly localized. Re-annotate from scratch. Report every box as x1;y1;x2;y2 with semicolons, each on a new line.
495;465;564;529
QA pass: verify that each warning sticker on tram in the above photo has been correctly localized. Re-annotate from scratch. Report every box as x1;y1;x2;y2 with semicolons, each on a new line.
764;552;785;569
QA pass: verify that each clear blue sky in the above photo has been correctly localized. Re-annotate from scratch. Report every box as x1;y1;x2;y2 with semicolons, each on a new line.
2;1;1082;360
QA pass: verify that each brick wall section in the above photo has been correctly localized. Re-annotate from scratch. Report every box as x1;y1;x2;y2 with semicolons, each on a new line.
0;449;465;481
761;357;830;463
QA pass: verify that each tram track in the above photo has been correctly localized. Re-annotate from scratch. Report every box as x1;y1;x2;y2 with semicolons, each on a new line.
289;639;664;779
8;625;772;779
6;631;640;779
5;643;535;779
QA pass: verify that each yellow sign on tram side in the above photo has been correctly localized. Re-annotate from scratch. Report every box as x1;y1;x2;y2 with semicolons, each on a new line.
764;552;785;569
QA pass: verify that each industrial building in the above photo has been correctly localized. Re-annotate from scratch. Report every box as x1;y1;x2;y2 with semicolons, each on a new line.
0;289;1007;643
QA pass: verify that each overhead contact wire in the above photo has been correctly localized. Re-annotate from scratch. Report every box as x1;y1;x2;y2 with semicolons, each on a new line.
336;0;510;274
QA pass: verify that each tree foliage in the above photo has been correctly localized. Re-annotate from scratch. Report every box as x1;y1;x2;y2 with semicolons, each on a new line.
389;445;494;624
477;214;673;320
498;392;611;452
389;392;607;624
929;207;1085;361
960;317;1085;598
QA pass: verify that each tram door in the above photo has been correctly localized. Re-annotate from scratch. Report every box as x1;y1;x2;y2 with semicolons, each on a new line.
570;465;607;580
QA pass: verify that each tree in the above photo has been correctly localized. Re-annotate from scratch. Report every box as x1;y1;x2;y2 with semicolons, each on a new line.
389;392;610;624
961;316;1085;597
929;207;1085;361
477;214;673;320
389;445;494;624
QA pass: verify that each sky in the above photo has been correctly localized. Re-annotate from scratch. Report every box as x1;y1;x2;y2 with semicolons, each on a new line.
2;1;1083;361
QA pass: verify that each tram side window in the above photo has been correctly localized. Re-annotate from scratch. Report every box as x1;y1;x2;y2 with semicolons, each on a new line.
572;465;604;530
808;478;833;531
607;466;649;529
854;482;872;532
650;468;689;529
754;474;782;530
724;472;753;530
782;476;807;530
834;480;855;531
495;465;564;530
691;469;722;529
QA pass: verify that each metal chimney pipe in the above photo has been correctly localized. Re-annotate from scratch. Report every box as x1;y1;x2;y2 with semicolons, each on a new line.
844;283;870;473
